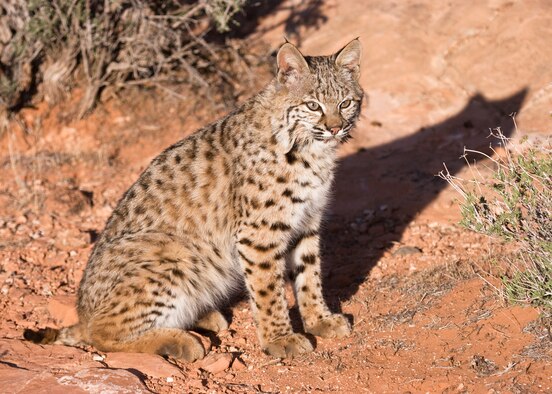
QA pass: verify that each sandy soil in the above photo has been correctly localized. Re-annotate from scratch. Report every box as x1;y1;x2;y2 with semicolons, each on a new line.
1;1;551;393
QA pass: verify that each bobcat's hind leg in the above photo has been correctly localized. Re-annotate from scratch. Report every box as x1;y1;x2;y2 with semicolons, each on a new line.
91;327;205;362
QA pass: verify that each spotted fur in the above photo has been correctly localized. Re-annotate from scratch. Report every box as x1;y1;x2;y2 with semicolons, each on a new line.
24;40;364;359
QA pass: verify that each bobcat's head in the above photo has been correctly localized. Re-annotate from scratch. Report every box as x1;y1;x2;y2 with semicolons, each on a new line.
274;39;364;146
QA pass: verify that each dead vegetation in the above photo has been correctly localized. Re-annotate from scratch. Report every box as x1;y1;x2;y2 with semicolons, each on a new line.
520;314;552;361
373;260;480;330
0;0;250;127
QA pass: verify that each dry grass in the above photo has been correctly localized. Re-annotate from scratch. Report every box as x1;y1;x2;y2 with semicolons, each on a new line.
373;260;480;330
520;313;552;361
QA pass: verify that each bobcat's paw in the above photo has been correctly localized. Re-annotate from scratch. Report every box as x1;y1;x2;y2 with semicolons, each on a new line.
263;333;314;358
158;333;205;362
195;310;229;333
305;314;351;339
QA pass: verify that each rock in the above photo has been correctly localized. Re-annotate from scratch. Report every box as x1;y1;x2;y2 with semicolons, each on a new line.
199;353;233;374
393;246;423;256
57;368;148;393
105;352;183;379
0;341;148;393
188;378;205;389
369;266;384;280
369;223;386;237
15;215;28;224
231;357;247;371
0;366;73;394
0;339;92;369
196;334;212;353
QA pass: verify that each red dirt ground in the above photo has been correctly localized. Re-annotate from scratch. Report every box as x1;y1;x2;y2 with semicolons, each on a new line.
1;1;551;393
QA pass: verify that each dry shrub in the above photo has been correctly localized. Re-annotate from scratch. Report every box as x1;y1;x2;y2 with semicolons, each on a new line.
440;120;551;311
0;0;247;122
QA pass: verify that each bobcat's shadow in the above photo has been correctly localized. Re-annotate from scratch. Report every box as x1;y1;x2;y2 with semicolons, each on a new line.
321;89;528;305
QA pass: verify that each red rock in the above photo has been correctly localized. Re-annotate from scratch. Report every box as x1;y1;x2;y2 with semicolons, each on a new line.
105;352;183;379
197;334;212;352
15;215;28;225
0;366;71;394
231;357;247;371
0;339;98;371
0;362;147;393
188;378;205;389
57;368;148;393
199;353;233;374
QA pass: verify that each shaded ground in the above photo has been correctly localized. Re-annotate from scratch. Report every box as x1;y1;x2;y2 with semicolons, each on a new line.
1;1;551;393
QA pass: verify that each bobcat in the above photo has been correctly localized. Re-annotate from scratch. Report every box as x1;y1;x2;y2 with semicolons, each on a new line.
25;39;364;360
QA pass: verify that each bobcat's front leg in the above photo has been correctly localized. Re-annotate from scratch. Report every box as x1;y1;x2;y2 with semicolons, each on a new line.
237;224;313;358
291;229;351;339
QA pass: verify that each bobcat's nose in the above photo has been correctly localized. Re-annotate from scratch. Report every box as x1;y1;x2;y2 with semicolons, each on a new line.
329;127;341;135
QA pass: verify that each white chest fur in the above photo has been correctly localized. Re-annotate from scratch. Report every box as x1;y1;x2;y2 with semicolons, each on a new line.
288;144;336;230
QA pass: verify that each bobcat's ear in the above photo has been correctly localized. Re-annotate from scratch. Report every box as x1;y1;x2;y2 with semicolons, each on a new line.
277;43;310;86
335;39;361;80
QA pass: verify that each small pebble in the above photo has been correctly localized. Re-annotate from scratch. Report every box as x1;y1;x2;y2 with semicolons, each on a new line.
393;246;423;256
15;215;28;224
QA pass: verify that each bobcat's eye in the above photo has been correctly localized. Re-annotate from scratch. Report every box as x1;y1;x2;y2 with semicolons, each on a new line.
306;101;320;111
340;99;352;109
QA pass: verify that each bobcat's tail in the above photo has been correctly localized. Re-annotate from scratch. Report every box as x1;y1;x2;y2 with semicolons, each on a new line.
23;323;86;346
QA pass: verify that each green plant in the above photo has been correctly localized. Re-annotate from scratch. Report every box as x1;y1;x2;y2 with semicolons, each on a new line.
440;121;551;310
